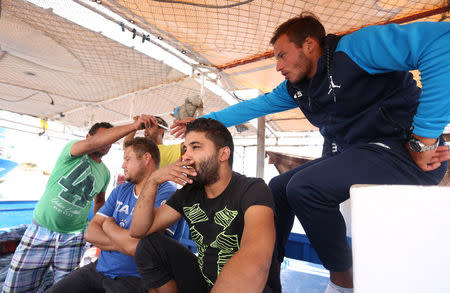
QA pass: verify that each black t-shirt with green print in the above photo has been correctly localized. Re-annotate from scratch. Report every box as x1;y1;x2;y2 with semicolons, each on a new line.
167;172;277;291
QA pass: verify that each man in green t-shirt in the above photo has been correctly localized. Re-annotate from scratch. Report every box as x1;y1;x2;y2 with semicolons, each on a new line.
2;115;155;293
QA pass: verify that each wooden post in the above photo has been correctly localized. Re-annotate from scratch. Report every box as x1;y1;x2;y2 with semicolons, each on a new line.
256;116;265;178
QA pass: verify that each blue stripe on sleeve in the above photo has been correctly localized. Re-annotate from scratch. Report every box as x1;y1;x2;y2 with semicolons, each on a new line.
336;22;450;138
201;80;297;127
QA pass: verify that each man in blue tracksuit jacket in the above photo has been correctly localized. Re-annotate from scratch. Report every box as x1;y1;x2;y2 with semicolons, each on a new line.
171;13;450;292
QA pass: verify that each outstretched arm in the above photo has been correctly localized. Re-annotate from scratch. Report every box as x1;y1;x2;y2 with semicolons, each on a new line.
123;116;140;148
170;82;297;138
123;130;137;148
123;115;159;147
71;115;154;157
170;118;196;138
211;205;275;293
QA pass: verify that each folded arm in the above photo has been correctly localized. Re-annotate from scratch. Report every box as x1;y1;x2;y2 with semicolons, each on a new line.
85;214;119;251
102;217;140;256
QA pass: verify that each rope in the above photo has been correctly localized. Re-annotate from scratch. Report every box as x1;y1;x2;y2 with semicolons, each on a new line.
152;0;254;9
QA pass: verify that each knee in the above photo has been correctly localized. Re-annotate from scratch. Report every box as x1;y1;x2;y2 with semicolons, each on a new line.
285;177;314;206
269;175;286;199
134;233;164;269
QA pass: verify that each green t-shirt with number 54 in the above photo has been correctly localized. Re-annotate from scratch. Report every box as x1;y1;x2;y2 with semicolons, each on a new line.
34;140;110;233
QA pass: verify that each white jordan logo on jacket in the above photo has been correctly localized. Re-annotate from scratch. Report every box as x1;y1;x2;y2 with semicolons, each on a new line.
294;90;303;100
328;76;341;95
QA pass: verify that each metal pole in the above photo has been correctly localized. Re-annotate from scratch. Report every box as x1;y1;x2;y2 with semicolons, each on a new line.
256;116;265;178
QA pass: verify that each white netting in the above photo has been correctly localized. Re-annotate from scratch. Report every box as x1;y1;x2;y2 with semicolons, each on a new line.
0;0;232;130
0;0;448;133
100;0;448;66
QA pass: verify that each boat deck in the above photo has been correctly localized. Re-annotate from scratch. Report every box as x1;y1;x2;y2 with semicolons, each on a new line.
0;253;329;292
0;201;329;292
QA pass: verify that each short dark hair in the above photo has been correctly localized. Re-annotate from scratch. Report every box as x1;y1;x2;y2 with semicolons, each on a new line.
270;12;325;48
88;122;113;135
124;137;161;168
155;116;168;138
186;118;234;167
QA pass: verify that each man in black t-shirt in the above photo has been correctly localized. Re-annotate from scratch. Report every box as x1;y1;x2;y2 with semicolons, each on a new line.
130;118;281;293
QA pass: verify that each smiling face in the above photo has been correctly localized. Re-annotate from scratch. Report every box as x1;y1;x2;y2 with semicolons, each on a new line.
273;34;315;83
122;146;146;184
183;131;221;187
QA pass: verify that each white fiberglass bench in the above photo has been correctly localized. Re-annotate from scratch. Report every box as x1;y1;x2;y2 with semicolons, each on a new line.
349;185;450;293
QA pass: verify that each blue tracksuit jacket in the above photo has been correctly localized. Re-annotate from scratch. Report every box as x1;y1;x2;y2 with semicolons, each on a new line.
203;22;450;150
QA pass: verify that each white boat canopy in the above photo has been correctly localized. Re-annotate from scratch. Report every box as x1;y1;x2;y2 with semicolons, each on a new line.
0;0;449;137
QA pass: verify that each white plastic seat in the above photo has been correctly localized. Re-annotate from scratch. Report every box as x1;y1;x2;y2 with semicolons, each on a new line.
350;185;450;293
